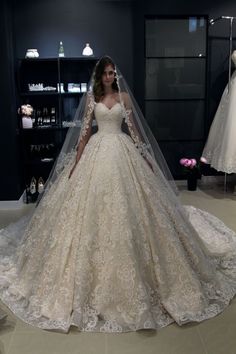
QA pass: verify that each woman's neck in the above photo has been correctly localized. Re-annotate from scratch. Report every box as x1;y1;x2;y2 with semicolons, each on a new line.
103;87;114;95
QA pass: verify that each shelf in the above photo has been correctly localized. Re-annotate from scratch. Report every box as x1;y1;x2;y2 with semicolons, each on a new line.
61;92;85;96
20;58;58;62
18;57;95;202
23;159;55;165
59;56;98;62
20;91;86;97
19;57;98;62
20;91;59;96
21;126;69;132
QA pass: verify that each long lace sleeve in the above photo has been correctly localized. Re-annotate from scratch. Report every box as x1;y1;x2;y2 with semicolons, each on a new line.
122;92;150;158
75;92;95;163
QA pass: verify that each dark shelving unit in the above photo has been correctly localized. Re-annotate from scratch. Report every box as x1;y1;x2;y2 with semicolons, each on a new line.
17;56;98;202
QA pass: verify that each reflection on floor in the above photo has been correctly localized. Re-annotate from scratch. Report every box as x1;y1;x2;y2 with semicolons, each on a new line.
0;183;236;354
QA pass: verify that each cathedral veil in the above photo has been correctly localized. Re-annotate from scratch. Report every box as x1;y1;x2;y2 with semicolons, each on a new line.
2;56;236;333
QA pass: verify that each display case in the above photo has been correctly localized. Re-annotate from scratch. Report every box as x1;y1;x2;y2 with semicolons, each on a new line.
17;57;98;202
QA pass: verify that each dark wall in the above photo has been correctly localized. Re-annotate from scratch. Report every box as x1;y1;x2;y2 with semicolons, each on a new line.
1;0;236;199
0;0;134;200
0;0;22;200
13;0;134;86
133;0;236;176
134;0;236;129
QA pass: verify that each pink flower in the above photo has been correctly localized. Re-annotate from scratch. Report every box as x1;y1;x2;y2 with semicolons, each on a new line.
190;159;197;168
184;159;192;167
180;158;188;166
179;157;199;169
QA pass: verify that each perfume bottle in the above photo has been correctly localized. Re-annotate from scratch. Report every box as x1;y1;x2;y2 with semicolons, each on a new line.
58;41;65;57
43;108;46;124
44;107;50;124
50;107;56;124
36;109;42;126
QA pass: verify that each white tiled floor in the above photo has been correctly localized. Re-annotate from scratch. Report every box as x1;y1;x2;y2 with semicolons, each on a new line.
0;182;236;354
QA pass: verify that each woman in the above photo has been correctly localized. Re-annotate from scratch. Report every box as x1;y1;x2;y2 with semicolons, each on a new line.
1;56;236;333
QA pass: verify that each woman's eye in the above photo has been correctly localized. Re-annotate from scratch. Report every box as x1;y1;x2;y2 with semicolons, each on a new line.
103;70;114;76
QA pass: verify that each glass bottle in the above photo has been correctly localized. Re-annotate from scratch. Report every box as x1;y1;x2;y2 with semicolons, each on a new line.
58;41;65;57
50;107;56;125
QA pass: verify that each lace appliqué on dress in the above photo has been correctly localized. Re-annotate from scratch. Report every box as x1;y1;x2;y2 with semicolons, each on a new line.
79;92;95;140
122;106;150;158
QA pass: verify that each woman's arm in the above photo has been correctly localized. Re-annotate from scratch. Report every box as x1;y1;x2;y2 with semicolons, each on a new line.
75;119;93;163
122;92;141;145
68;121;93;179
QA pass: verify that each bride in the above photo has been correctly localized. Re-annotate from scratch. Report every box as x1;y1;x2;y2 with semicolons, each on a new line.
1;56;236;333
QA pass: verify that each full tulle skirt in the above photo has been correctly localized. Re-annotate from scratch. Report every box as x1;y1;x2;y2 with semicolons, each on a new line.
1;132;236;332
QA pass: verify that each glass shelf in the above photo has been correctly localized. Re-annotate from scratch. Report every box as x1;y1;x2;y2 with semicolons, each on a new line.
20;91;59;96
20;91;86;96
20;126;69;131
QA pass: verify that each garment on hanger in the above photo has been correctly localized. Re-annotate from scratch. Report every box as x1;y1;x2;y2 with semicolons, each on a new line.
202;50;236;173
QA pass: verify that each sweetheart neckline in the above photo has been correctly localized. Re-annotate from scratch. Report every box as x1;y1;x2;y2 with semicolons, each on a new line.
96;102;121;111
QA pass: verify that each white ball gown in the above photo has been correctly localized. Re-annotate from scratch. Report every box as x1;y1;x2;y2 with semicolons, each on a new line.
202;51;236;173
1;101;236;333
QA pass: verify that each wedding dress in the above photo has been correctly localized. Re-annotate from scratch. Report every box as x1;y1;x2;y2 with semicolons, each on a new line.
1;101;236;333
202;50;236;173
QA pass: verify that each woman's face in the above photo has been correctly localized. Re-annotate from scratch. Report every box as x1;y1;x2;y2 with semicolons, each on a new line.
102;64;115;88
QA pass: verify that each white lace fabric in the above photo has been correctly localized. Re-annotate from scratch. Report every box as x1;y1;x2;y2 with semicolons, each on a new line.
1;103;236;332
202;71;236;173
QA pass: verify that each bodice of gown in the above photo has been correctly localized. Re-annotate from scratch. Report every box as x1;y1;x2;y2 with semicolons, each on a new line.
94;102;123;134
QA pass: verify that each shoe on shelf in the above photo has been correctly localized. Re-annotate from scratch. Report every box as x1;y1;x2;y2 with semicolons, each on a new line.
29;176;37;194
38;177;45;194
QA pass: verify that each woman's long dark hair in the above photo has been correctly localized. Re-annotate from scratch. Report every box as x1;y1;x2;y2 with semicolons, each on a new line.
93;56;119;102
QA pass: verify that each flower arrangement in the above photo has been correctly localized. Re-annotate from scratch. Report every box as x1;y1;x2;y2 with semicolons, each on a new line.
18;104;34;129
18;104;33;117
179;157;208;190
180;157;207;174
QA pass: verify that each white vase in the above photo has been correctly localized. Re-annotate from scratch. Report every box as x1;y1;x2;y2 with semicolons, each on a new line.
22;116;33;129
82;43;93;56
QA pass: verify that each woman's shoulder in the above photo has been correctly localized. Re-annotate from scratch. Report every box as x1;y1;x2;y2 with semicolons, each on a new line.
119;92;132;108
119;91;129;103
